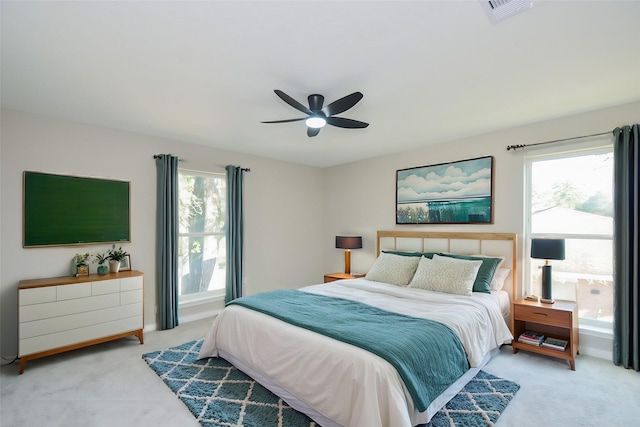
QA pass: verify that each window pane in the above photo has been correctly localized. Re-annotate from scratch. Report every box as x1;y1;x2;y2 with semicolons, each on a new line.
179;174;226;234
178;171;226;300
529;238;613;323
178;235;226;295
528;148;613;328
531;153;613;235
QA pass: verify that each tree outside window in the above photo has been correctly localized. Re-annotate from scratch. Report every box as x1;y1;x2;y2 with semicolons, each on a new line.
178;171;226;300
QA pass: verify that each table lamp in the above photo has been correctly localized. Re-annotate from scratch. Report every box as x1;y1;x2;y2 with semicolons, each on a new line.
531;238;565;304
335;236;362;274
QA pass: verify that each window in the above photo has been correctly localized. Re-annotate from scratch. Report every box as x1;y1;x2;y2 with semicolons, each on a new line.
526;146;613;330
178;170;226;303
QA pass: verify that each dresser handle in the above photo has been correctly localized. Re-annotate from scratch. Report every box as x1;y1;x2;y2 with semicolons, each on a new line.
532;312;548;317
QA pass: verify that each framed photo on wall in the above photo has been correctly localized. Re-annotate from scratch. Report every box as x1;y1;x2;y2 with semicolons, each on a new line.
396;156;494;224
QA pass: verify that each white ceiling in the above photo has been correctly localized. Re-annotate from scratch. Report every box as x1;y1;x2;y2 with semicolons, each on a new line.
2;1;639;168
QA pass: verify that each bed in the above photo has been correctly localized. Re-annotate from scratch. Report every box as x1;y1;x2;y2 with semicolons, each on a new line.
199;230;517;427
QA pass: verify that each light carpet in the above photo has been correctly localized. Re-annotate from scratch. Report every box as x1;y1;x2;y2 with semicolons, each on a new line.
143;339;519;427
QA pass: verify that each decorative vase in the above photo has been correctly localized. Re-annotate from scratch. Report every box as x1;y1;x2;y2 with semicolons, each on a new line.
109;260;121;273
97;263;109;275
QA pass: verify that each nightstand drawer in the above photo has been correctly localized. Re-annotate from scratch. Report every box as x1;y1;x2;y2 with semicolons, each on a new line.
514;304;571;327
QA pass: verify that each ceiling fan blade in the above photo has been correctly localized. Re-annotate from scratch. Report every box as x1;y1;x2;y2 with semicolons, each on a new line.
307;127;321;137
261;118;306;124
323;92;363;116
308;94;324;112
274;90;312;115
326;116;369;129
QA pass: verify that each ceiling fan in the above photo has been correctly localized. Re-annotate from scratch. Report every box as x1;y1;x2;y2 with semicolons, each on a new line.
262;90;369;137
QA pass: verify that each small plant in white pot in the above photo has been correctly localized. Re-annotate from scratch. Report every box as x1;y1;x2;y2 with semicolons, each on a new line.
107;246;129;273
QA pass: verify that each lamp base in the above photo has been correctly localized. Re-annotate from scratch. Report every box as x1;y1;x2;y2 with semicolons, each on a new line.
344;250;351;275
541;264;553;303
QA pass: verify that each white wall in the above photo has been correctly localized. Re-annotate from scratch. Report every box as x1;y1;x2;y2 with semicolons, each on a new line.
2;102;638;359
322;101;640;359
0;109;325;357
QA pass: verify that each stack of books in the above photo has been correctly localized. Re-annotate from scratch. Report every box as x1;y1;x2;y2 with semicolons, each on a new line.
542;337;568;351
518;331;545;346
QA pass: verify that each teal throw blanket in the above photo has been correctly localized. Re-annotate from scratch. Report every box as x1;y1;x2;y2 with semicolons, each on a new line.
228;289;469;412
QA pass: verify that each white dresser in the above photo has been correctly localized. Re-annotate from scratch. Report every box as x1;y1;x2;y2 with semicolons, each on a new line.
18;270;144;374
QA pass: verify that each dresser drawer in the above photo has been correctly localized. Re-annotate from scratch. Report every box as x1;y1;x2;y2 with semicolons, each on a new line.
20;287;56;306
514;304;571;328
57;282;91;301
92;279;120;296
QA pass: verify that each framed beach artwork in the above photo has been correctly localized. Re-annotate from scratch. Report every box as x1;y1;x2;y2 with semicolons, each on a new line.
396;156;494;224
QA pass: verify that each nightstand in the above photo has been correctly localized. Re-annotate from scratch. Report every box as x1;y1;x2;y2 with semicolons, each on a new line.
512;299;579;370
323;272;366;283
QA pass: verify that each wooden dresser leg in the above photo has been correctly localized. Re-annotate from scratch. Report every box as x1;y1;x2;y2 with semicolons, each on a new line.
19;357;27;375
136;330;144;345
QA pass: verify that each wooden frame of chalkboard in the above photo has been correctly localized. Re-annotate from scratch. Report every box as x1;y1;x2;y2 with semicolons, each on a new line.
23;171;131;247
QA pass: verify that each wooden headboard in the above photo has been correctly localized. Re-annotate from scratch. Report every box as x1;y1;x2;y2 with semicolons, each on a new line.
376;230;518;309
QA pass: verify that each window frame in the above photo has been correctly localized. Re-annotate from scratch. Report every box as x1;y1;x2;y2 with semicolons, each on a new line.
524;142;614;331
178;168;226;305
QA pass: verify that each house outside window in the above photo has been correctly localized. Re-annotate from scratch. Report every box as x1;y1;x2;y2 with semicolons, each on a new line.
178;170;226;303
525;144;613;330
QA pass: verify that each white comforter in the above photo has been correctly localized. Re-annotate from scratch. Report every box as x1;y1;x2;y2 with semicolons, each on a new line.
199;278;513;427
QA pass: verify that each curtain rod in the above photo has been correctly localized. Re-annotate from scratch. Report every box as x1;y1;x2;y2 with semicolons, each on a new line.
506;131;611;151
153;155;251;172
153;154;183;161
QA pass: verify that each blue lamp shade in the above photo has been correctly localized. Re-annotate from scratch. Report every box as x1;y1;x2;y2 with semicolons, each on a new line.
531;238;565;304
531;238;565;261
335;236;362;250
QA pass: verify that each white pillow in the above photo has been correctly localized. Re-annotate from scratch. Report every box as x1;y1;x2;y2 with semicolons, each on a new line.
365;252;420;286
408;254;482;296
490;268;511;291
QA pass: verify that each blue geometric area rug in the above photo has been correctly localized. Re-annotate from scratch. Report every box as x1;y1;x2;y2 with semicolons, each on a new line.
143;339;519;427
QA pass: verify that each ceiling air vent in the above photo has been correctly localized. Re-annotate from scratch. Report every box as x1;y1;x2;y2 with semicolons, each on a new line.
480;0;538;23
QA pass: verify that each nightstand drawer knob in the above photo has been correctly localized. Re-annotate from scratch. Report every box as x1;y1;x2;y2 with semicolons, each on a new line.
532;312;548;317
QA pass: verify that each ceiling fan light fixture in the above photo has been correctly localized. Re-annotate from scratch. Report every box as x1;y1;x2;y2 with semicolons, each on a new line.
263;90;368;137
305;116;326;128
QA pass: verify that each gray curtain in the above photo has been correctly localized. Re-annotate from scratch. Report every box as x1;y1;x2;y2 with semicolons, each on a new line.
156;154;180;330
613;124;639;371
225;165;245;303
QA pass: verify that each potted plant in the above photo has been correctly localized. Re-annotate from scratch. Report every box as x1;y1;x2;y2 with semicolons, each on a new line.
107;246;129;273
93;252;109;275
73;252;90;276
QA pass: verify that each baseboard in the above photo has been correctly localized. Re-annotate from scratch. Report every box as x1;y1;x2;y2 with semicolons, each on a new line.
579;329;613;360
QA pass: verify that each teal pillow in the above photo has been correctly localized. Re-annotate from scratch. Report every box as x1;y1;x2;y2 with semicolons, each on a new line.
382;250;436;259
437;253;501;294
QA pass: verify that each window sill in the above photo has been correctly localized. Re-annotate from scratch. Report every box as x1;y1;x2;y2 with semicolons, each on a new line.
179;292;225;308
579;323;613;339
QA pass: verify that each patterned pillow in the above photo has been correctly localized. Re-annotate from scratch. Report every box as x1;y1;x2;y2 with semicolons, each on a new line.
408;254;482;296
365;252;420;286
437;253;502;294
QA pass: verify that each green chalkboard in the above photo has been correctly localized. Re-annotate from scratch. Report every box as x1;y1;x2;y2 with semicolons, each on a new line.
23;171;130;247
